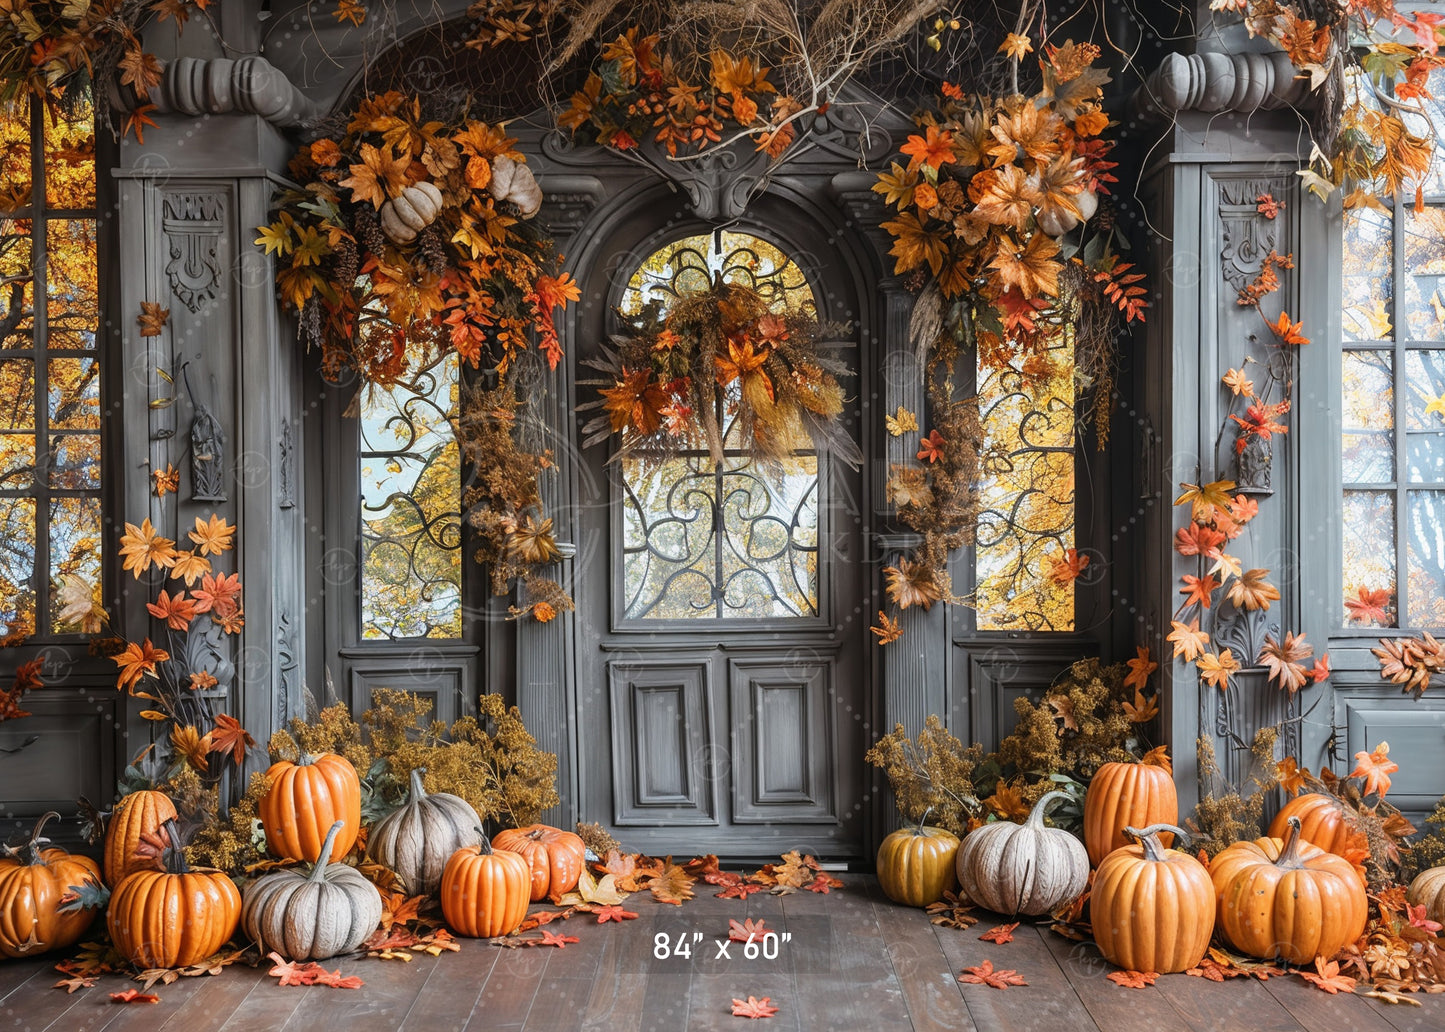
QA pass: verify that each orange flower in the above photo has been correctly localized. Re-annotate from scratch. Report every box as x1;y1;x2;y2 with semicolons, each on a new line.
900;125;957;171
532;602;557;623
917;430;946;463
114;639;169;692
119;519;177;578
192;572;242;618
310;139;343;166
215;606;245;634
189;670;219;690
914;182;939;210
145;589;197;631
188;514;236;556
168;549;212;586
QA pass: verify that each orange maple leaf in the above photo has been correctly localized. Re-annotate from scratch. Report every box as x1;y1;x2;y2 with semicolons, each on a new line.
1300;956;1356;994
1174;523;1225;558
1349;741;1398;798
1047;548;1090;586
1179;574;1220;609
137;301;170;337
1196;649;1240;691
1124;646;1158;691
870;610;903;645
1226;569;1280;612
1105;969;1159;988
900;125;957;171
145;589;197;632
1345;586;1391;625
207;713;256;766
980;922;1019;944
988;232;1062;298
1258;631;1313;693
731;996;780;1018
1167;619;1209;664
1267;310;1309;345
959;959;1027;989
113;639;169;692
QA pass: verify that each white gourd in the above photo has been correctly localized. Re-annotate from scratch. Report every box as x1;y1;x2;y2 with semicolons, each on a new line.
241;821;382;960
489;154;542;218
954;790;1089;916
366;767;482;897
379;181;444;244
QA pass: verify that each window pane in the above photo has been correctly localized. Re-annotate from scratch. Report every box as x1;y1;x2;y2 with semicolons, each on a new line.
0;100;31;212
49;495;100;633
360;354;462;640
0;231;33;349
0;496;36;641
48;357;99;429
45;219;97;350
1343;207;1393;342
48;433;99;489
976;347;1076;631
1342;350;1393;481
44;95;95;209
1343;489;1397;627
622;456;717;618
1407;489;1445;628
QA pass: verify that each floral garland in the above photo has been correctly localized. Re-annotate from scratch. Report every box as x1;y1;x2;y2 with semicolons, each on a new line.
258;91;579;619
870;37;1144;640
558;28;799;159
578;271;860;470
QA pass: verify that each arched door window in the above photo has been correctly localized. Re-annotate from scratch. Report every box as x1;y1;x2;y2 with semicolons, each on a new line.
613;231;826;622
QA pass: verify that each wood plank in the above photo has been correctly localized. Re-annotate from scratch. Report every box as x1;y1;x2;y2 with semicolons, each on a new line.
151;963;270;1032
211;965;307;1032
779;880;909;1030
1152;964;1306;1032
464;938;551;1031
1038;931;1194;1031
1259;968;1441;1032
397;943;495;1032
0;953;48;1001
93;968;220;1032
577;903;651;1030
869;890;976;1032
5;961;106;1032
685;968;797;1032
520;977;595;1032
934;919;1097;1032
278;948;428;1031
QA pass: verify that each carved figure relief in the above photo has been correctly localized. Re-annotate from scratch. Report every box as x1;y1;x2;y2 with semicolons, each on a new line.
162;193;225;313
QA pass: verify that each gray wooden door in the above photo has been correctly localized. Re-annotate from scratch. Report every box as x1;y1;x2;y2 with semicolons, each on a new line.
571;222;870;862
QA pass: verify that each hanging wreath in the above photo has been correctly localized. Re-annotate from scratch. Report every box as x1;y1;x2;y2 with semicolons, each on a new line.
578;270;861;469
257;90;577;388
258;91;580;621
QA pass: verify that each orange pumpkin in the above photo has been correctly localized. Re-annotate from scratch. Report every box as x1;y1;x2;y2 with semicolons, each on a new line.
441;833;530;938
106;820;241;969
491;824;586;902
104;790;177;887
259;752;361;863
1210;815;1368;964
1091;823;1214;973
1083;747;1178;867
0;812;102;958
1266;793;1362;857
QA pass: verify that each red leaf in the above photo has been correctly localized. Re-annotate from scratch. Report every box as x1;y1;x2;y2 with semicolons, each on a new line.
959;959;1027;989
717;881;764;899
979;922;1018;944
109;989;160;1004
1105;969;1159;988
729;918;771;943
731;995;780;1018
539;930;580;948
592;905;638;924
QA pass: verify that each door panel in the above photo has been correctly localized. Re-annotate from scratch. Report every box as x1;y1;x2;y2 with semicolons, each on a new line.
1335;690;1445;815
729;653;838;823
607;658;717;825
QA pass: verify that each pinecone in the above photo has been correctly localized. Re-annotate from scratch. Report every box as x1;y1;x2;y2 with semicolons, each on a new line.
1090;197;1116;233
333;237;359;288
417;224;448;276
301;296;324;351
354;205;386;258
903;268;929;292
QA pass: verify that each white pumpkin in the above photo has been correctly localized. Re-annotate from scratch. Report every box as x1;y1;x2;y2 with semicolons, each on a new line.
955;789;1089;916
241;821;382;960
489;154;542;219
366;767;483;897
379;180;444;244
1408;865;1445;925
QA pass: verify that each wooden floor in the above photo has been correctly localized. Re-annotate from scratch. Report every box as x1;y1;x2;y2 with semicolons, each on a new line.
2;877;1442;1031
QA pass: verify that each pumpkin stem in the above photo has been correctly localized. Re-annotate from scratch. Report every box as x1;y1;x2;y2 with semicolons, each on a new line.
309;821;346;882
474;826;493;855
1275;815;1306;869
1124;823;1190;863
160;818;191;875
1025;791;1073;830
915;807;935;836
15;810;61;866
409;768;428;802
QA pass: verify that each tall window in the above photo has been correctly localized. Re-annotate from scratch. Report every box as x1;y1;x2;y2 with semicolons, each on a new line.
358;353;463;639
0;95;102;642
1340;90;1445;631
617;232;822;621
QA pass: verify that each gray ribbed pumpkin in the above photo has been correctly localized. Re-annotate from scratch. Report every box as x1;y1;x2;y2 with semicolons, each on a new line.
955;790;1089;916
241;821;382;960
367;768;483;897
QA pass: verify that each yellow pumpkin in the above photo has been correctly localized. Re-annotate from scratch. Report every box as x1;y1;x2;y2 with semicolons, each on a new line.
876;813;960;908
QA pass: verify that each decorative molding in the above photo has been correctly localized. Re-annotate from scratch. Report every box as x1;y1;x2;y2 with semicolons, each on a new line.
534;174;606;241
1218;176;1287;295
278;418;295;509
1210;597;1277;668
154;56;322;129
1235;433;1274;495
276;608;296;727
1134;51;1314;119
190;401;227;502
185;613;235;690
162;192;224;313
